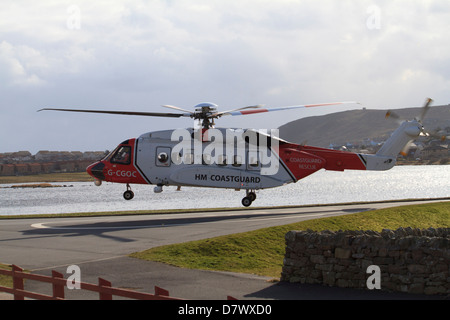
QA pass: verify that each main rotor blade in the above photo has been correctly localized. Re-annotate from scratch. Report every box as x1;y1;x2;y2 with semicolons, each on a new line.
417;97;433;123
212;105;264;117
162;105;194;114
385;110;400;120
38;108;190;118
220;101;360;117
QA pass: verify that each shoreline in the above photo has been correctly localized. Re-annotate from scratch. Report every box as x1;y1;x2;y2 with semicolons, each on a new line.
0;172;92;185
0;183;73;189
1;162;448;185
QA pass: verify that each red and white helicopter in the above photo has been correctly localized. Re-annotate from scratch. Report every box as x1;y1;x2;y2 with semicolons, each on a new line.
39;98;433;207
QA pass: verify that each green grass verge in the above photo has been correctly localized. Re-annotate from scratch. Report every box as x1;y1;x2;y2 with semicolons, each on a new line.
0;264;31;290
0;264;13;289
130;202;450;278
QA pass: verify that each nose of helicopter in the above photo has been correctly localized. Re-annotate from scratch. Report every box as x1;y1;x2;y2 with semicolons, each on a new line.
87;161;106;181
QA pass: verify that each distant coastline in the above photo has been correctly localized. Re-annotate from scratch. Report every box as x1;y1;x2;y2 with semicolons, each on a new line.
0;183;73;189
0;172;92;185
0;150;107;178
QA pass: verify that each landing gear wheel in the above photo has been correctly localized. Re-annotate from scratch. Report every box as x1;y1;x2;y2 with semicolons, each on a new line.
242;197;252;207
123;190;134;201
247;192;257;202
124;183;134;200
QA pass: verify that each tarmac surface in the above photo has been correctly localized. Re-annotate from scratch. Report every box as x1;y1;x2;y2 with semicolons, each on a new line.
1;199;448;300
1;256;443;301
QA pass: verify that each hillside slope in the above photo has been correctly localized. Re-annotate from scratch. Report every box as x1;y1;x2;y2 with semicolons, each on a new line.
279;105;450;147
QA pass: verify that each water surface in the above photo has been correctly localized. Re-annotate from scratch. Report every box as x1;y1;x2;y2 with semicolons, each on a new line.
0;166;448;216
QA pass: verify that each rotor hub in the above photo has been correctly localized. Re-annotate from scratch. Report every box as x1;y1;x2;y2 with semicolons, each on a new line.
192;103;220;128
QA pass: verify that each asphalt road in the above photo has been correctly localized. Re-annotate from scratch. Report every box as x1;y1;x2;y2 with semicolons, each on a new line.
0;199;448;300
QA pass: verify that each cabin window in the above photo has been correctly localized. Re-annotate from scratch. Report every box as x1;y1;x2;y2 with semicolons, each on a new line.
232;155;242;167
249;158;259;167
202;154;212;165
217;155;227;166
247;152;261;171
172;151;182;165
184;150;194;165
110;146;131;165
156;147;171;167
158;152;168;163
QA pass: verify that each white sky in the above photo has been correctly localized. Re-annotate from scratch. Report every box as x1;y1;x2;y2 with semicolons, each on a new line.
1;0;449;153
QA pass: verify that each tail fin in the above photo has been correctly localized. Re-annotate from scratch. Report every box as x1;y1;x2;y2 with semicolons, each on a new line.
376;120;422;158
360;119;423;172
358;98;433;171
377;98;432;158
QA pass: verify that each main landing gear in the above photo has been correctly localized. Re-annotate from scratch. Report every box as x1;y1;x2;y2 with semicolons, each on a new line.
123;183;134;201
242;190;257;207
123;183;166;200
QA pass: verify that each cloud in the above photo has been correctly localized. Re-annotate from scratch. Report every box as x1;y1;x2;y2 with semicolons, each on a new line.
0;41;48;86
0;0;449;153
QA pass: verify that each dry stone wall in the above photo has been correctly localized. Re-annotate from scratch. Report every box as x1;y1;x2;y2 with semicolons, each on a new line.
281;228;449;296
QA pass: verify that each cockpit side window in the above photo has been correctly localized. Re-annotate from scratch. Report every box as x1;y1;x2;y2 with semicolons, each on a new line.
111;146;132;165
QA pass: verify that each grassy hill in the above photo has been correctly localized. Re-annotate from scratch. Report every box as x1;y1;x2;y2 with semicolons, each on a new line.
279;105;450;147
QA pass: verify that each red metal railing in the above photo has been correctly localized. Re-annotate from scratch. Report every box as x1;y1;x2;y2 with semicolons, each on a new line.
0;265;199;300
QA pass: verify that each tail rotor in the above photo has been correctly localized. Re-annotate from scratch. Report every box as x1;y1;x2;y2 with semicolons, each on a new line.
378;98;434;158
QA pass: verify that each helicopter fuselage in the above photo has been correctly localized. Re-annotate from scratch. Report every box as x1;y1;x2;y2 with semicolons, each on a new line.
87;127;396;201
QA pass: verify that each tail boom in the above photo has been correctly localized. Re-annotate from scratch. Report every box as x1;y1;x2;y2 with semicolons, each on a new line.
279;118;424;181
296;146;396;172
279;144;397;183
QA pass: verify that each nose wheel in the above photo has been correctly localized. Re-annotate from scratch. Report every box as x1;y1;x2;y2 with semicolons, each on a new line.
242;190;257;207
123;184;134;201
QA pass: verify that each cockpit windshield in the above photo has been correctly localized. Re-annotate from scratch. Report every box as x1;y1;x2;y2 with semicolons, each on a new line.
110;146;132;165
102;149;115;162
